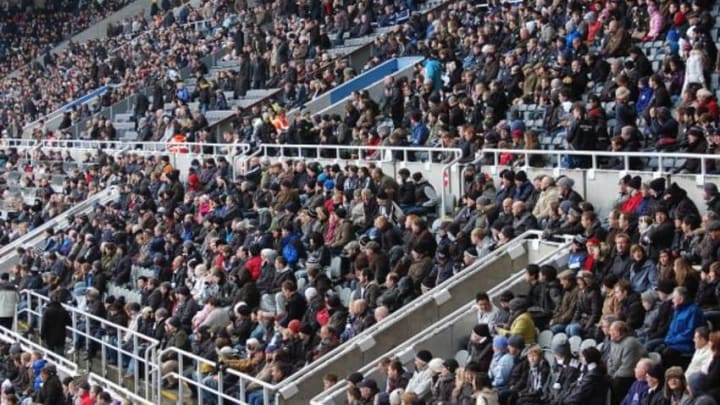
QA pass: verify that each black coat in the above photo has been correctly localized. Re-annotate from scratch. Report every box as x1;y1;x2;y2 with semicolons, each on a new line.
562;366;610;405
36;374;64;405
618;293;645;330
40;302;71;348
644;387;667;405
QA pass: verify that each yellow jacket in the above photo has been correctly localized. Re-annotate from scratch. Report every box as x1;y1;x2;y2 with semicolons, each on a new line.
497;312;536;345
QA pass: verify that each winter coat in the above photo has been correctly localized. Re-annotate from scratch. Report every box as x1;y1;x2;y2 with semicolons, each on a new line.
562;365;610;405
608;335;647;378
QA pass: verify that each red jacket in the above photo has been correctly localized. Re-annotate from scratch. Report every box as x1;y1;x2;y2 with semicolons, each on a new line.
621;193;643;214
244;256;262;280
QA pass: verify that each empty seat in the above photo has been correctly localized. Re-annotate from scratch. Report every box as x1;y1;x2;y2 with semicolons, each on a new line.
538;330;554;349
551;332;568;349
580;338;597;352
455;350;470;367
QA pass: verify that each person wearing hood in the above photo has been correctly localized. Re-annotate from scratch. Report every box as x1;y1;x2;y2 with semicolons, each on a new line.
665;182;700;222
497;298;536;345
467;323;494;371
628;245;659;294
706;183;720;216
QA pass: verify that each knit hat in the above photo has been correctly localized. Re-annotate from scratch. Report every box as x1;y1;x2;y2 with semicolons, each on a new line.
665;366;685;381
416;350;433;364
705;182;719;195
629;176;642;190
473;324;491;338
558;269;575;280
649;177;666;194
428;358;445;373
655;279;676;294
508;335;525;349
647;363;665;380
443;359;459;374
287;319;301;334
493;336;509;350
553;342;572;358
557;176;574;189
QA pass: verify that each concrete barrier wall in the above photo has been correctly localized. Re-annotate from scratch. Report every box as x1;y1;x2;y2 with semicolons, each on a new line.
279;238;568;404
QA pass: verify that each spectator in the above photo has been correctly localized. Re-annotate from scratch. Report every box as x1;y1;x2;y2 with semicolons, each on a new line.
614;278;646;330
567;271;602;338
405;350;433;397
662;286;706;369
497;298;536;345
663;367;690;404
562;347;610;405
685;326;713;379
628;245;658;294
489;336;514;390
549;270;580;334
607;320;648;405
619;358;652;405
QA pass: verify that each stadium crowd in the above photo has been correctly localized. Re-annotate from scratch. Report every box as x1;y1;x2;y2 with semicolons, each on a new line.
0;341;132;405
0;0;138;74
5;0;720;403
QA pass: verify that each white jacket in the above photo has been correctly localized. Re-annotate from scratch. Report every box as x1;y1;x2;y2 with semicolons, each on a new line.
0;285;18;318
405;366;433;397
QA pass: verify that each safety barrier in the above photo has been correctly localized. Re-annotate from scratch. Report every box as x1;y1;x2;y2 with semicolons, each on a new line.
309;235;573;404
254;144;463;217
159;347;278;405
0;186;118;269
16;289;161;404
275;231;572;404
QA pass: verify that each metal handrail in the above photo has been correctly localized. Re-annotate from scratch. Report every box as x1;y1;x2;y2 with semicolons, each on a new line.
158;347;278;405
308;235;573;404
18;289;161;403
481;147;718;177
1;138;252;156
278;231;563;392
0;325;78;377
0;186;117;264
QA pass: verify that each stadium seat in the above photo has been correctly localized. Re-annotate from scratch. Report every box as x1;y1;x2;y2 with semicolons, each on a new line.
568;335;582;355
551;332;568;349
537;330;554;349
454;350;470;367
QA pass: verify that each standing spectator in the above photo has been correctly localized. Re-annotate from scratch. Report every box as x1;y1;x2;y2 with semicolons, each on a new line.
607;321;648;405
0;273;18;329
40;292;71;355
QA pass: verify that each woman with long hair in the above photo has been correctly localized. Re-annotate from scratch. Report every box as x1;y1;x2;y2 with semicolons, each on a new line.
673;257;700;301
663;366;690;404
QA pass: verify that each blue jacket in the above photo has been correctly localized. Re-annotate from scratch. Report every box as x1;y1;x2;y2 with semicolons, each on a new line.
636;87;654;114
620;380;648;405
411;121;430;146
664;302;705;353
628;259;658;294
512;181;534;202
281;233;302;266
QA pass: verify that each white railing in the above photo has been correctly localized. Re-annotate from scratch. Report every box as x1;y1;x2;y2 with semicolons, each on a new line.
17;289;161;404
256;144;463;217
480;147;718;178
0;325;79;377
0;186;117;266
160;347;278;405
309;237;573;404
1;138;252;156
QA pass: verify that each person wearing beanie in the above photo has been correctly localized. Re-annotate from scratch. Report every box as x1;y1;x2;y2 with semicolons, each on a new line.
405;350;434;397
557;176;583;207
512;170;533;202
561;346;609;404
497;297;537;345
468;323;493;371
546;341;581;404
550;270;580;334
645;362;665;405
429;357;455;403
489;336;514;389
643;278;676;351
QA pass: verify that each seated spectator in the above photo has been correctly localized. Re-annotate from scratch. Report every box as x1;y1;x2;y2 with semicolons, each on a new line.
497;298;536;345
561;347;610;405
516;345;551;405
662;286;706;369
685;326;713;379
549;270;580;334
567;271;602;338
628;245;658;294
467;324;493;372
489;336;514;390
620;358;653;405
475;292;501;333
663;367;690;404
614;278;646;330
405;350;433;397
